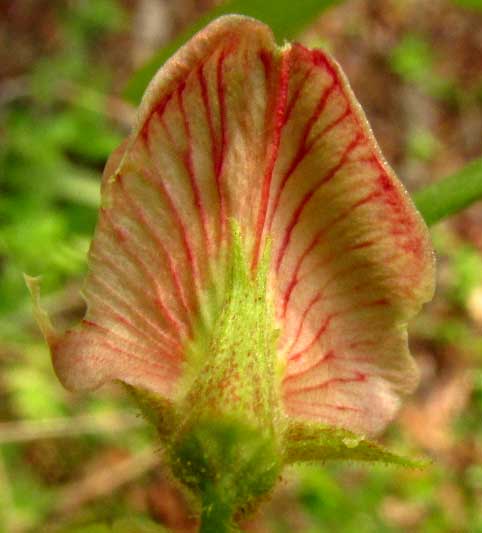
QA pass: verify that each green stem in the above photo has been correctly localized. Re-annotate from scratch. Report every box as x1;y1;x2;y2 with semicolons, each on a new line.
199;497;237;533
414;157;482;226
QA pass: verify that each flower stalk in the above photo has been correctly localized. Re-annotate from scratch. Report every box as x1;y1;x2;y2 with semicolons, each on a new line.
27;15;436;530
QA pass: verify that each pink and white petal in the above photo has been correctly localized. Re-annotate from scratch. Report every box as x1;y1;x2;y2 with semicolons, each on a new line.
41;16;286;396
268;45;435;435
31;14;434;436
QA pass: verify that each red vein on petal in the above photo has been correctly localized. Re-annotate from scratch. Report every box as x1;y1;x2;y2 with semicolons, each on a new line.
82;318;182;371
303;105;351;158
308;270;393;323
102;209;186;337
294;248;400;316
140;93;173;142
315;47;425;263
215;46;232;240
327;352;372;365
288;314;335;363
283;349;335;384
281;221;385;359
275;133;365;272
138;163;199;289
288;401;363;415
84;282;179;355
88;255;182;352
279;179;376;299
283;403;342;425
283;288;340;358
178;81;212;253
281;188;381;317
284;65;315;123
251;47;291;271
318;403;363;413
116;175;193;324
284;371;367;397
284;336;375;384
271;42;352;208
71;334;178;382
153;99;207;278
198;61;227;241
283;263;394;367
281;237;376;319
140;93;200;288
268;80;337;231
281;191;378;318
216;48;228;176
285;295;395;384
284;291;323;355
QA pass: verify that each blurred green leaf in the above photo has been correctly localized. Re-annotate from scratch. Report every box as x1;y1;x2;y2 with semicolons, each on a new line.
452;0;482;10
390;35;435;85
407;129;441;162
1;446;56;531
124;0;345;103
0;0;124;328
389;34;455;99
6;365;65;419
415;157;482;226
451;245;482;306
66;0;127;34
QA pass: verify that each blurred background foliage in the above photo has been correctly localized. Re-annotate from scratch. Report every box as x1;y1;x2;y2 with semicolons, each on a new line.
1;0;482;531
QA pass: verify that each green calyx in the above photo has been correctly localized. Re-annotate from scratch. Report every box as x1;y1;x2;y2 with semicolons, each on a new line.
182;223;281;429
170;416;282;532
167;224;283;529
283;420;428;468
132;224;284;530
129;224;426;531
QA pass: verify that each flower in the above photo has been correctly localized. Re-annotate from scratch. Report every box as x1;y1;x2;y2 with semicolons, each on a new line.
27;15;435;524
